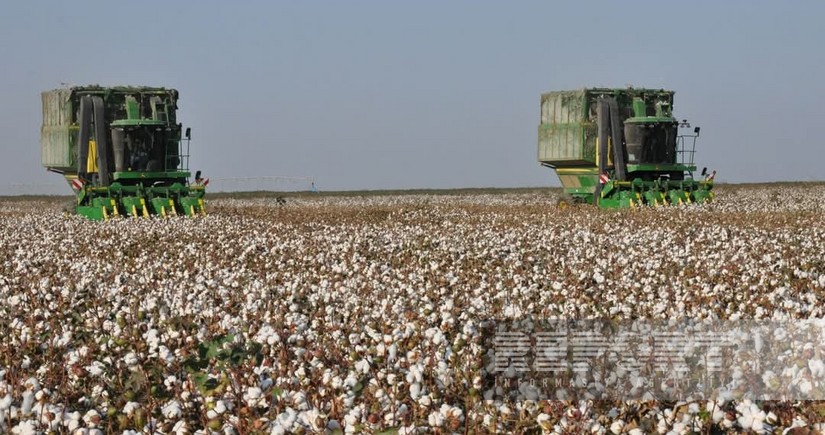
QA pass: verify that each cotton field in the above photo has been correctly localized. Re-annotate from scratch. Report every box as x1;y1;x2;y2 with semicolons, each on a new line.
1;183;824;434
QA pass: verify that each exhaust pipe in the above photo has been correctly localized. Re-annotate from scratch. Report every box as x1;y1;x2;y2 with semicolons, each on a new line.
608;98;627;181
112;128;126;172
596;98;610;204
91;96;110;186
77;96;93;177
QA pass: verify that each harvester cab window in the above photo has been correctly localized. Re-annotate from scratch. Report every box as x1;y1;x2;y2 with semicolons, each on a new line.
125;129;164;172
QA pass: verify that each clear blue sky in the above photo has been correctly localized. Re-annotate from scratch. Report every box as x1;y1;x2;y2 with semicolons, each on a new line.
2;1;824;193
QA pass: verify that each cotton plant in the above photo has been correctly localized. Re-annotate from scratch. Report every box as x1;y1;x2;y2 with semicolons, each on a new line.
0;185;823;432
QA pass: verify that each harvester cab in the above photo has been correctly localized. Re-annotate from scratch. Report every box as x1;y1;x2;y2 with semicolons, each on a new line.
538;87;714;207
41;86;206;220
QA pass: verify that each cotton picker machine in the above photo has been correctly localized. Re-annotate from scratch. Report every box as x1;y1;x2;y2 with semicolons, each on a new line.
538;87;714;207
41;86;206;220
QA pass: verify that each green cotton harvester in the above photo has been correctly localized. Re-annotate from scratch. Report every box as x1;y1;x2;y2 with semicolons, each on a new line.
538;87;715;207
41;86;207;220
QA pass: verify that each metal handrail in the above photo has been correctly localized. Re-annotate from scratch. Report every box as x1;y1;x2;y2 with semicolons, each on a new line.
165;135;191;172
676;135;697;167
676;120;700;168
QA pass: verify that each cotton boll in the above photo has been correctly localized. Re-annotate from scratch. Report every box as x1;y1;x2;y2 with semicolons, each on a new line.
609;419;625;434
409;383;422;400
161;401;182;419
809;359;825;378
20;391;34;415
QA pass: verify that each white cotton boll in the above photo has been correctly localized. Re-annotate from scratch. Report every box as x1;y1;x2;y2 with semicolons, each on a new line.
158;346;175;363
83;409;101;427
122;352;139;367
424;328;438;341
751;419;765;433
0;394;12;411
244;387;266;407
344;374;358;389
609;419;625;434
67;410;82;423
34;388;48;403
122;401;140;415
409;383;422;400
20;391;34;415
144;329;160;346
536;413;552;430
214;400;228;414
11;420;38;435
344;409;360;427
162;400;182;419
809;359;825;378
706;401;726;423
172;420;187;435
86;362;104;377
717;389;734;403
23;377;39;392
321;370;334;386
445;405;462;420
427;410;444;427
292;391;308;410
275;408;298;433
688;402;700;414
355;359;370;374
799;379;813;395
762;371;779;390
388;344;397;362
407;364;423;383
301;409;324;432
669;422;686;434
164;376;177;388
91;384;107;399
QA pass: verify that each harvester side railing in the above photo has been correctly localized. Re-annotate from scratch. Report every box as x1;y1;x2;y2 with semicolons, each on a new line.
165;135;191;173
676;135;697;167
677;122;701;178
